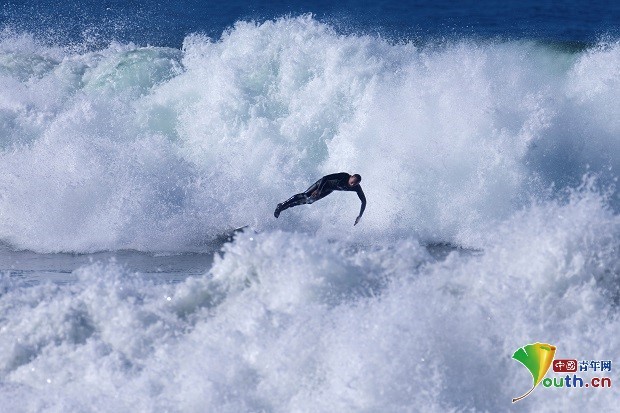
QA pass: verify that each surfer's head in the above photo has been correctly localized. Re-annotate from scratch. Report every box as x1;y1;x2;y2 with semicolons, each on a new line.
348;174;362;186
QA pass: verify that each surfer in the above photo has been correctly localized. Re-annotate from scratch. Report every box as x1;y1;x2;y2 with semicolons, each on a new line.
274;172;366;225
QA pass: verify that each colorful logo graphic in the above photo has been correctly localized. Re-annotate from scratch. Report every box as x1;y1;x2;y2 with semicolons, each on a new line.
511;342;556;403
511;343;612;403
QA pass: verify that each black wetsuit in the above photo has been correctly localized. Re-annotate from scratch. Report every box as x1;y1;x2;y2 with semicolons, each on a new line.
275;172;366;218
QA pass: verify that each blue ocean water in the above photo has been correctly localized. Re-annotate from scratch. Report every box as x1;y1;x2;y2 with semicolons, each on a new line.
0;1;619;412
3;0;620;47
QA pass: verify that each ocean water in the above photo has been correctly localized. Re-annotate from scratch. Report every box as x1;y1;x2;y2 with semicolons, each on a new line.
1;2;619;412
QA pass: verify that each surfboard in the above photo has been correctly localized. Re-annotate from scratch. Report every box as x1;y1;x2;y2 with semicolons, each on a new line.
216;225;250;244
424;242;483;260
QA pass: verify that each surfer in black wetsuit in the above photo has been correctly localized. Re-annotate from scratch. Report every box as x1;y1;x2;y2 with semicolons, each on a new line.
274;172;366;225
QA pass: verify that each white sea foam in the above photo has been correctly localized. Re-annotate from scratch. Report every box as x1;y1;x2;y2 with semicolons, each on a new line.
0;17;618;251
0;16;618;412
0;189;618;412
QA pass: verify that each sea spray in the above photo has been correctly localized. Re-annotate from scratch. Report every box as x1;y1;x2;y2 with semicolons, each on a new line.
0;17;619;411
0;190;618;412
0;18;618;252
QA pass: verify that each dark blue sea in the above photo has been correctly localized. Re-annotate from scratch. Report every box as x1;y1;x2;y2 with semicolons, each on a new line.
3;0;620;47
0;1;618;412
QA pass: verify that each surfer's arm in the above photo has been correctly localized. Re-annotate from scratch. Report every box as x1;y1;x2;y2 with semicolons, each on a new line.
354;186;366;225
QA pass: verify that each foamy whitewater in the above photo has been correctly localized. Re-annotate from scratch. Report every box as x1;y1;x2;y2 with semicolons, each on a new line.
0;16;619;412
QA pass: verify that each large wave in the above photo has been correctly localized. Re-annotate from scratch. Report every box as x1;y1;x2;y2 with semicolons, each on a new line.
0;17;619;411
0;189;618;412
0;16;618;252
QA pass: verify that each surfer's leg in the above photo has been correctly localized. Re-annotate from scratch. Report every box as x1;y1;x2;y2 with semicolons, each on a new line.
285;193;311;207
274;193;310;218
308;189;331;203
274;188;333;218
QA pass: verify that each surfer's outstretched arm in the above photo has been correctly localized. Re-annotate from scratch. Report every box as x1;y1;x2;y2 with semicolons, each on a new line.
354;186;366;226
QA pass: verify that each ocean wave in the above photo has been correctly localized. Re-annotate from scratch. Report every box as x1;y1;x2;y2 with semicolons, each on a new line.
0;187;617;412
0;16;618;252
